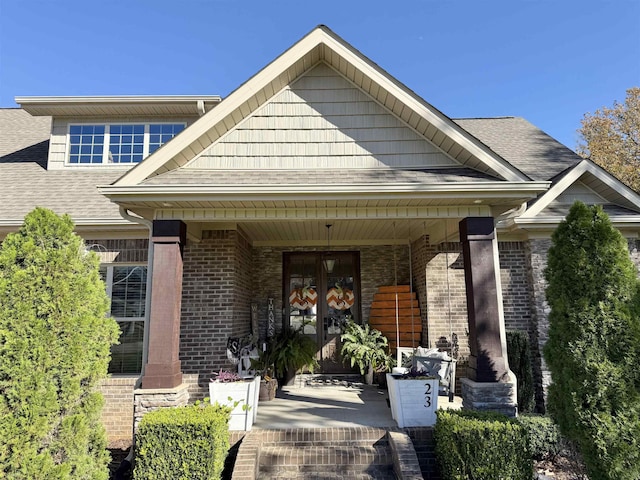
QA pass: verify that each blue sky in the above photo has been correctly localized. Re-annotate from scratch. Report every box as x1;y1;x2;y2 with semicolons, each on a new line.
1;0;638;150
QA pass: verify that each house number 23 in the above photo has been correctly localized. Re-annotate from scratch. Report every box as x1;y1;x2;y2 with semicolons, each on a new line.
424;382;432;408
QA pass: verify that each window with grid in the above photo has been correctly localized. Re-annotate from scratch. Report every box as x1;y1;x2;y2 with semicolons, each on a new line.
69;125;105;164
68;123;185;165
149;124;185;154
101;265;148;374
109;124;145;163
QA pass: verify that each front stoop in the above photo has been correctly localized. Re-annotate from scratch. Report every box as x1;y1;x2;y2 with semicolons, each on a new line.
231;427;424;480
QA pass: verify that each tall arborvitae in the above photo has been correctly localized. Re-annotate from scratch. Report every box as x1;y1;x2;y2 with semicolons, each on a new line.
0;208;119;479
544;201;640;479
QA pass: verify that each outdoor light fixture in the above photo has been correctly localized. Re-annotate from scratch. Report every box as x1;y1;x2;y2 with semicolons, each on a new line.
323;224;336;273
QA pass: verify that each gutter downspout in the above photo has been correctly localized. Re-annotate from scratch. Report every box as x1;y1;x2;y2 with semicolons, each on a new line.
119;207;153;380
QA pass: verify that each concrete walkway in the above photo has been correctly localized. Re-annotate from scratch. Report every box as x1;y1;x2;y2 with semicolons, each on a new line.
253;381;462;429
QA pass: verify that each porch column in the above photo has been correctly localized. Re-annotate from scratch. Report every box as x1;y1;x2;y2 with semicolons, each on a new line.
459;217;510;382
140;220;187;389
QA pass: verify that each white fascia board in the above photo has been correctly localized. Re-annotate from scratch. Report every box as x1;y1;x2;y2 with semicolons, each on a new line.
514;215;640;229
520;160;640;219
15;95;222;106
100;181;549;202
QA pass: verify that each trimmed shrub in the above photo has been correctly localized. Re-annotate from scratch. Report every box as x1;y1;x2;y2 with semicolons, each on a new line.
517;414;562;461
134;402;231;480
544;202;640;479
0;208;119;479
434;410;532;480
506;330;535;413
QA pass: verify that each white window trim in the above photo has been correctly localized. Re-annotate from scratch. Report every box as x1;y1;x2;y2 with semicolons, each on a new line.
66;122;186;166
102;262;148;375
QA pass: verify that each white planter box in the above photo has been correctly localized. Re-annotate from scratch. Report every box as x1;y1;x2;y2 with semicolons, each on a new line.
209;376;260;431
387;374;438;427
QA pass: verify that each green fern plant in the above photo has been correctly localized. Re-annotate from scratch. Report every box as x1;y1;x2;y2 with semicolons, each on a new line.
341;321;393;378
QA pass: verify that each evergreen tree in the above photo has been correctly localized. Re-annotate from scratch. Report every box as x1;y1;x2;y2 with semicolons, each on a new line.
544;202;640;479
0;208;119;479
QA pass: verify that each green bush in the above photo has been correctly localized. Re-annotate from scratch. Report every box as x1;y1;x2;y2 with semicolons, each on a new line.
517;414;562;460
434;410;532;480
506;330;535;413
0;208;119;479
544;202;640;479
134;401;231;480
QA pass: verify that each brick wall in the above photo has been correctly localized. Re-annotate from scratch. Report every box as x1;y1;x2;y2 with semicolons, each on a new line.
179;230;253;394
411;236;429;346
425;242;468;357
98;376;138;443
498;242;532;333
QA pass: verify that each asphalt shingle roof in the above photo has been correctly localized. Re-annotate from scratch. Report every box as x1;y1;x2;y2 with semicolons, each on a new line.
453;117;582;181
1;109;590;224
142;167;499;185
0;109;123;223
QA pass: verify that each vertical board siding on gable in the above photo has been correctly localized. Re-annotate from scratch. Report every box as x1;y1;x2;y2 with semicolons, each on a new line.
189;63;459;170
47;116;197;170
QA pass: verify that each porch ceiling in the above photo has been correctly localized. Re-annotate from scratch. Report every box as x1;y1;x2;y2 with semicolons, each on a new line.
187;218;462;246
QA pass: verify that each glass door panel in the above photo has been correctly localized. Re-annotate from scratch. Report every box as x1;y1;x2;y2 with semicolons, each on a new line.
286;255;318;353
284;252;360;374
321;253;357;372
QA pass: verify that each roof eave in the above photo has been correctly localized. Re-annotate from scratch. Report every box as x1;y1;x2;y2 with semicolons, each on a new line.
99;181;550;202
15;95;222;117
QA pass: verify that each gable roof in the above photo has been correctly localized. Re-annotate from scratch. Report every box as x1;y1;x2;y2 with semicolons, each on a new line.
498;159;640;231
110;25;531;187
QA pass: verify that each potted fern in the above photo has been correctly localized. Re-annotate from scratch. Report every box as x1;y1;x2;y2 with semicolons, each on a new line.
269;326;319;387
341;320;393;384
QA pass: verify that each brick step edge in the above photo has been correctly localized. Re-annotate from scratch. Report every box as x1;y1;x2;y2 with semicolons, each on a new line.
260;439;390;448
258;445;393;467
259;464;396;476
259;469;395;480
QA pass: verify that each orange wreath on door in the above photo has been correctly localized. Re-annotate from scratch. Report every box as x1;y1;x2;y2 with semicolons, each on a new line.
289;285;318;310
326;284;355;310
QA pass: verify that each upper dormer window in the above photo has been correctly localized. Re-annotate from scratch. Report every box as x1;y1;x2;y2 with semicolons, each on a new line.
68;123;185;164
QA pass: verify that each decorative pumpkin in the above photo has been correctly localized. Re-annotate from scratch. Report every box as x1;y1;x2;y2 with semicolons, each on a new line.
326;283;355;310
289;285;317;310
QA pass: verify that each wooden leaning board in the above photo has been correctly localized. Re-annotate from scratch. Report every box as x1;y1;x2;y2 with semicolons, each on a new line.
368;285;421;351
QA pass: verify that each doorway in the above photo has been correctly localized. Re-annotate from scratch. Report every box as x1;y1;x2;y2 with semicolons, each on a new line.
283;251;360;373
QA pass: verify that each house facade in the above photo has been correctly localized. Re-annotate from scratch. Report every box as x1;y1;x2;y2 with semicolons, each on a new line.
2;26;639;441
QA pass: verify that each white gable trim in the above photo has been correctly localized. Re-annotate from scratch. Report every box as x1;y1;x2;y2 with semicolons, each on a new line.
517;160;640;219
112;26;528;187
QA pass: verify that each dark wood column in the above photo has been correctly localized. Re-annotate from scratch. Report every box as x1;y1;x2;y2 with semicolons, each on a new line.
459;217;509;382
140;220;187;389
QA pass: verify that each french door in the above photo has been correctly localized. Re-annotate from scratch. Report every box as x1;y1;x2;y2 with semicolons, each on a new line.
284;251;360;373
